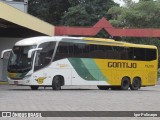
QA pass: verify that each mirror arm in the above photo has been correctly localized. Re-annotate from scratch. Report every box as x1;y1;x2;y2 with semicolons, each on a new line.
28;48;42;58
1;49;12;59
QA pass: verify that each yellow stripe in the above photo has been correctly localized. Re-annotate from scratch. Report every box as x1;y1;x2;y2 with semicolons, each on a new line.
0;82;8;85
84;37;115;42
83;37;157;49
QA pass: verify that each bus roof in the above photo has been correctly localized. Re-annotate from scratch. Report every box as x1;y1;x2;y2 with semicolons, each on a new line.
15;36;157;49
15;36;83;46
83;37;157;49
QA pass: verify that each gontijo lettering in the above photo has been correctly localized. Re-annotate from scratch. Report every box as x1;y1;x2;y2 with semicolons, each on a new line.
108;62;137;68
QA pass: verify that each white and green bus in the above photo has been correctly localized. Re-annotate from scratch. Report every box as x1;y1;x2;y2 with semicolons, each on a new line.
1;36;158;90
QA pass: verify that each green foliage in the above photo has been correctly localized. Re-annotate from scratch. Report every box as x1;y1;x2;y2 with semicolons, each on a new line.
28;0;71;25
108;0;160;28
95;29;111;38
107;6;124;27
28;0;118;26
61;4;91;26
28;0;160;53
107;0;160;55
61;0;118;26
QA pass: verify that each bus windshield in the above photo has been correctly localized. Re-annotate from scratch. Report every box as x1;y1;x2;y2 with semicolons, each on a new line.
8;45;36;73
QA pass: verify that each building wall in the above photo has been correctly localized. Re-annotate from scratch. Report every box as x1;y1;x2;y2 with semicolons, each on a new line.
7;1;28;13
0;0;28;13
0;37;22;81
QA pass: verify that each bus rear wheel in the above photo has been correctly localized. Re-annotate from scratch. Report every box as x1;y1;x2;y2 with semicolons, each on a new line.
30;86;39;90
52;76;61;90
121;77;130;90
97;86;109;90
130;78;141;90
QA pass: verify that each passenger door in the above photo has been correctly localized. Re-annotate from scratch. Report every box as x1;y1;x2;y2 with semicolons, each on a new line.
33;42;56;85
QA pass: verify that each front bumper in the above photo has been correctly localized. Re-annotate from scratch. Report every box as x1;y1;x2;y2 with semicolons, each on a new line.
8;77;31;85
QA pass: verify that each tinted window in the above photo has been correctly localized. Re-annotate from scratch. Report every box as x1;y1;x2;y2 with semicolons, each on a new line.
54;41;156;61
133;48;146;61
74;43;84;57
8;45;36;73
82;44;90;58
146;49;156;61
110;46;122;59
54;42;69;61
128;48;134;60
34;42;55;71
89;45;106;58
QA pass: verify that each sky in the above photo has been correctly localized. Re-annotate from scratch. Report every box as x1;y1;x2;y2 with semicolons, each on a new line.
114;0;139;6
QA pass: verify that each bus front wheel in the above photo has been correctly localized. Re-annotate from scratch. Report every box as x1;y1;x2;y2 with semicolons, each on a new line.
30;86;39;90
121;77;130;90
52;76;61;90
97;86;109;90
130;78;141;90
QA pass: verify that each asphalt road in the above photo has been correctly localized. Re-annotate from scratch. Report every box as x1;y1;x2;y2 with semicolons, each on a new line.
0;85;160;120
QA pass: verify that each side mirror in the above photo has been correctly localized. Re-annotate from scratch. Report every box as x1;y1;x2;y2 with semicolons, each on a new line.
28;48;42;58
1;49;12;59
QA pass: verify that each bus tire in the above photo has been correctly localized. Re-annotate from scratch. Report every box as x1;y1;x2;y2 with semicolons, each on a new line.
121;77;130;90
130;77;141;90
52;76;61;90
30;86;39;90
97;86;109;90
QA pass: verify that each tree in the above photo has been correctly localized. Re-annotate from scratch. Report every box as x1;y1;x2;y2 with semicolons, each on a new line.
28;0;71;25
107;0;160;54
107;0;160;28
61;0;118;26
107;6;125;27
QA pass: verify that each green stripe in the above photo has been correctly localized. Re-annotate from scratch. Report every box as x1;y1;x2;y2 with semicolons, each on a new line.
68;58;96;80
68;58;108;81
81;58;107;81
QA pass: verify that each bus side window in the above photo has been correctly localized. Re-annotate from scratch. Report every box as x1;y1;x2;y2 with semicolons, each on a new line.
105;46;112;59
120;48;129;60
54;42;69;61
68;43;74;58
89;44;95;58
127;48;134;60
96;45;106;59
133;48;146;61
83;44;90;58
74;43;83;57
146;49;156;61
108;46;121;59
87;44;105;59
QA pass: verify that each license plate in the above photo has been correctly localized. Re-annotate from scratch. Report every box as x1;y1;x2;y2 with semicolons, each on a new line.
14;81;18;85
